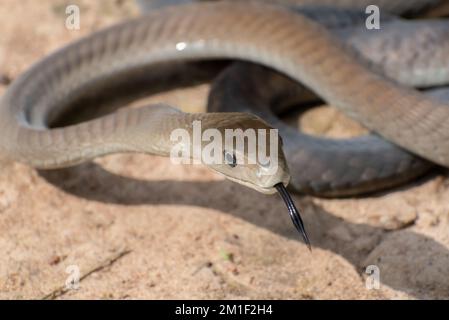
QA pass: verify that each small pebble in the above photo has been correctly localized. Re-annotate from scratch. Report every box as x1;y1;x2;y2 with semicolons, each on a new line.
0;73;11;86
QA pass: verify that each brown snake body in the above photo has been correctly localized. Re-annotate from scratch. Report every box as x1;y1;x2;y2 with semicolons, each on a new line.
209;13;449;195
2;0;449;244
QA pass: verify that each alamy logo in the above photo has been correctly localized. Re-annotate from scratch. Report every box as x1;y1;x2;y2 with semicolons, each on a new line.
365;5;381;30
65;5;80;30
170;120;279;176
365;265;380;290
65;265;80;290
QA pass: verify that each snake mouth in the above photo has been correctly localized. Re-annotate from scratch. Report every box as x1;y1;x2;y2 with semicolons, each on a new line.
274;183;311;251
223;175;278;194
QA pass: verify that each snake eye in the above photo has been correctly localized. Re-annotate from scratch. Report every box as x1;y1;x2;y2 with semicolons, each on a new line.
224;151;237;168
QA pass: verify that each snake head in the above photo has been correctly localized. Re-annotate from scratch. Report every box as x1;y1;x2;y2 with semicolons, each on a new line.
198;112;290;194
169;111;309;248
198;112;310;249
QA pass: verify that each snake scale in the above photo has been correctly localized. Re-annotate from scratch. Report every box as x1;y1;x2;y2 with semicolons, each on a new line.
1;0;449;244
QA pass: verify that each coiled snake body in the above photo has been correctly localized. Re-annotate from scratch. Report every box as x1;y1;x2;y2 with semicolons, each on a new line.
1;1;449;245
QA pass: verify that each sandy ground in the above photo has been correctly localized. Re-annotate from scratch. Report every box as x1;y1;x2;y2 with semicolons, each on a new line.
1;0;449;300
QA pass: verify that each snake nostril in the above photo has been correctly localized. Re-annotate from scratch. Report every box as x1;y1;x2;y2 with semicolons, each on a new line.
224;151;237;167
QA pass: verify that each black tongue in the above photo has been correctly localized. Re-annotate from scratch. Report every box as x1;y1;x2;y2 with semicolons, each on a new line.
275;183;311;251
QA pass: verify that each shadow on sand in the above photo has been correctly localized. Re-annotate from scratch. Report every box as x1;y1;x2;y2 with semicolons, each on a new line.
39;163;449;299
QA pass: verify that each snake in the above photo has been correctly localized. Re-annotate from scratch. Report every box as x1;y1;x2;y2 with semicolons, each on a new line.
208;9;449;196
1;0;449;247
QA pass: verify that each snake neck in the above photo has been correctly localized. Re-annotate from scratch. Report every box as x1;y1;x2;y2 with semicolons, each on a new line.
134;106;266;168
137;106;251;161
